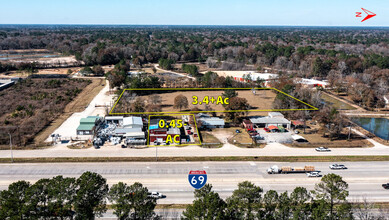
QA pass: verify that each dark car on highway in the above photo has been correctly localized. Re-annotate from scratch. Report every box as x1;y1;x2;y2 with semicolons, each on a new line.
382;183;389;189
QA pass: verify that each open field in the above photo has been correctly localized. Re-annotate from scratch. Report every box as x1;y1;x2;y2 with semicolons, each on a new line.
200;132;222;146
114;89;277;115
291;132;373;148
290;123;374;148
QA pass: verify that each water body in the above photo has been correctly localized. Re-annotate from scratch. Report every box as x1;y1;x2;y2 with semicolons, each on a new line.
351;117;389;140
0;53;60;60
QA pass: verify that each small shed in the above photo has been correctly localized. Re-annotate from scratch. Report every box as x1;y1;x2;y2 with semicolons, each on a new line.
242;120;253;130
291;134;308;142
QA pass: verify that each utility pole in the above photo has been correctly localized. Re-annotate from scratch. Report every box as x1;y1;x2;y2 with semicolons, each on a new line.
156;145;158;162
348;123;352;141
8;132;13;163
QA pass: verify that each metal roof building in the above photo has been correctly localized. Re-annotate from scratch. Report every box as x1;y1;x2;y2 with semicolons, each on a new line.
77;116;100;135
198;117;225;128
123;116;143;128
250;117;291;129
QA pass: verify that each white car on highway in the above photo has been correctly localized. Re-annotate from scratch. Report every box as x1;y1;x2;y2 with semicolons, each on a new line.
329;164;347;170
315;147;331;152
306;171;322;177
148;191;165;199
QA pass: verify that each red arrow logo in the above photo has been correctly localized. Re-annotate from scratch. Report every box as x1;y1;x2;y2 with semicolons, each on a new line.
361;8;376;22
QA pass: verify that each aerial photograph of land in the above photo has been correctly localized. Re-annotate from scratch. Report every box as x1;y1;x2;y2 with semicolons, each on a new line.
0;0;388;219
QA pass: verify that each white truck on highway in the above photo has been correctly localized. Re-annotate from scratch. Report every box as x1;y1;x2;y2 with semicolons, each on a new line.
267;165;316;174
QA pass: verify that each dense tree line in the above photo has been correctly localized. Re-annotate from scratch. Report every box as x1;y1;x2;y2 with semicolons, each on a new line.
0;172;158;220
1;172;385;219
1;26;388;109
183;174;353;220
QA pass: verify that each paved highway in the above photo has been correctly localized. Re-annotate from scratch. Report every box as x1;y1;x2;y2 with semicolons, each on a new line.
0;161;388;204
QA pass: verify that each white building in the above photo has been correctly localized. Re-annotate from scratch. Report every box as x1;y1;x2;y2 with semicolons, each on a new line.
105;116;124;125
268;112;284;118
212;71;278;87
123;116;143;128
295;78;329;88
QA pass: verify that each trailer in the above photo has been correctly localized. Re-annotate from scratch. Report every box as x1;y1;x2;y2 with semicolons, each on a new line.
267;165;315;174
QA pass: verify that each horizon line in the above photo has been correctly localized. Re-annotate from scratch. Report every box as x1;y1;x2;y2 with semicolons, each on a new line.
0;24;388;28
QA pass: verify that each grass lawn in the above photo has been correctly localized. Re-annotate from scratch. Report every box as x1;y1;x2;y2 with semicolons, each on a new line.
201;132;221;144
3;155;389;163
290;131;373;148
114;89;276;116
321;93;356;110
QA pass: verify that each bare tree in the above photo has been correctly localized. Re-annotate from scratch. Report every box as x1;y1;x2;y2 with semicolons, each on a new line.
148;94;162;105
173;95;189;111
354;197;386;220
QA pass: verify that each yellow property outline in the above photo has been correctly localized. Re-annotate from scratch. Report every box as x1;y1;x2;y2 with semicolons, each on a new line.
147;114;202;147
109;87;319;115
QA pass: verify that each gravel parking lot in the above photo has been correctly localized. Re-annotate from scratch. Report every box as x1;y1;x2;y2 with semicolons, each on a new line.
257;129;293;144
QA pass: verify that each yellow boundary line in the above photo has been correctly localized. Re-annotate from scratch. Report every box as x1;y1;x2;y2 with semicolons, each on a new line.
109;87;318;115
147;114;202;147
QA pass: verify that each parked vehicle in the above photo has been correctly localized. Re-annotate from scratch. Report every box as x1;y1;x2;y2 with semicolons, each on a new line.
121;144;127;148
306;171;322;177
267;165;315;174
264;128;270;132
315;147;331;152
236;129;241;133
329;164;347;169
382;183;389;189
148;191;166;199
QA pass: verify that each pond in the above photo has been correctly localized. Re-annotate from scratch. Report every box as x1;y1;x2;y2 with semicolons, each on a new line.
351;117;389;140
0;52;60;60
321;93;356;110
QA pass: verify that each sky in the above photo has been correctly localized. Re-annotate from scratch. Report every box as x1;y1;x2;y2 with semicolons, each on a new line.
0;0;388;26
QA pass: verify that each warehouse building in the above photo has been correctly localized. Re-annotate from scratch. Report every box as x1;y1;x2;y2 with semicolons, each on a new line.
77;116;102;135
197;117;225;129
250;112;291;129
